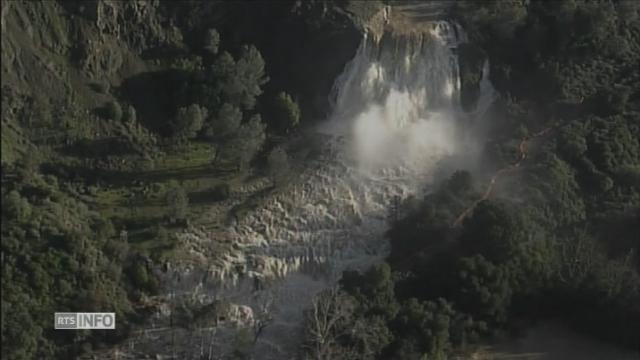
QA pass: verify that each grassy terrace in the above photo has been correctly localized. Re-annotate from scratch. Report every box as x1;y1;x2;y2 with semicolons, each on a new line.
52;140;248;259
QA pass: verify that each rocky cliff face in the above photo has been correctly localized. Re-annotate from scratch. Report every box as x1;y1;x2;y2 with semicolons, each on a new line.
1;0;364;122
2;1;178;94
1;1;366;164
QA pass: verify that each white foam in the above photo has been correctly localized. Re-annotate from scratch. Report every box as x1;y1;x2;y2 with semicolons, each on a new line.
177;20;496;359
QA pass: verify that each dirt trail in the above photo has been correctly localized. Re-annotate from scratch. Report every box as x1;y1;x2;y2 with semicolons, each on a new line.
451;127;552;227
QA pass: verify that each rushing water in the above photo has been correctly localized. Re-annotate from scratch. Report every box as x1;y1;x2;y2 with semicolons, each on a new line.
148;19;494;359
235;22;483;358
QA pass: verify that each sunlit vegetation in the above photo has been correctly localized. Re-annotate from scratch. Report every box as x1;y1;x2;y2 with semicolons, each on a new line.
0;1;304;357
2;0;639;358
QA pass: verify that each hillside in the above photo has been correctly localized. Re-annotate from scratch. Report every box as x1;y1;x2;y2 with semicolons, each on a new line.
2;1;639;359
1;1;370;358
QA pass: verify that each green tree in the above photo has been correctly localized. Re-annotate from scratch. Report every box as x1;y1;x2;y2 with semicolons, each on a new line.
209;102;242;138
130;262;150;289
526;152;586;228
346;315;393;358
210;51;236;80
232;45;268;110
460;200;528;263
558;121;588;160
226;115;266;170
3;191;31;222
205;46;267;111
16;152;39;183
1;290;42;360
390;298;471;360
341;263;398;319
587;116;639;175
272;91;300;133
200;51;236;108
174;104;207;139
454;255;512;324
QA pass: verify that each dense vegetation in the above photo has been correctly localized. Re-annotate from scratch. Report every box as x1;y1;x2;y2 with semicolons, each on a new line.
0;21;272;360
303;1;640;358
2;0;639;359
1;1;346;358
2;161;135;358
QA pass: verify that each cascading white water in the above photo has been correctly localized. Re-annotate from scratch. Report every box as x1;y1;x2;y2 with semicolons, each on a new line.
222;23;470;284
157;18;494;360
324;24;466;175
221;22;476;358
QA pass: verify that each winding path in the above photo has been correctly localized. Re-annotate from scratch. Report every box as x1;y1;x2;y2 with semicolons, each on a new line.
451;127;552;227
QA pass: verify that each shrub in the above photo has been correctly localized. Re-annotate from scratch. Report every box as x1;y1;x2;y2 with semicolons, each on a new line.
173;104;207;139
273;91;301;133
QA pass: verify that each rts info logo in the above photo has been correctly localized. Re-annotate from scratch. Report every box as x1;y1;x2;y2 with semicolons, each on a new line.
54;312;116;330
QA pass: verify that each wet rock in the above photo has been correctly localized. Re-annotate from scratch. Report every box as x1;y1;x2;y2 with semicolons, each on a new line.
458;42;488;111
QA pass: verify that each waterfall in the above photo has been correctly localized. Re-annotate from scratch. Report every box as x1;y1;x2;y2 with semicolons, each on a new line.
223;22;471;284
324;22;467;175
224;22;480;359
159;17;496;360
